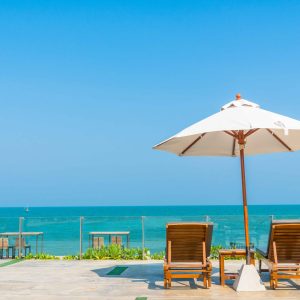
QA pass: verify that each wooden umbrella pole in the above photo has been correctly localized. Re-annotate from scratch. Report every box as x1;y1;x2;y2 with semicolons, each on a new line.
239;133;251;265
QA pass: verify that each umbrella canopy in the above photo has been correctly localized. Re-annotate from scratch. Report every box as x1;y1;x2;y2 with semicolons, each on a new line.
154;94;300;156
153;94;300;265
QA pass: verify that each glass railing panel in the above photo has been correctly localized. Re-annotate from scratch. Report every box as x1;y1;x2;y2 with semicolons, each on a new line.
22;217;80;256
82;216;142;253
208;215;272;250
143;215;277;255
0;217;20;233
143;215;208;255
1;213;298;258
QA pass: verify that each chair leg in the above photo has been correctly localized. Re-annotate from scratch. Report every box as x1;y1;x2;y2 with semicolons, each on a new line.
203;273;208;288
164;278;167;289
0;249;3;259
163;266;169;289
208;273;212;288
274;278;278;289
207;262;212;288
270;272;275;290
168;278;172;288
163;270;168;289
270;279;274;289
24;246;31;256
273;270;279;289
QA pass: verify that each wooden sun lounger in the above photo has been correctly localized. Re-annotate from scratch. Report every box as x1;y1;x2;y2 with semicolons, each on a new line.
164;222;213;289
257;220;300;289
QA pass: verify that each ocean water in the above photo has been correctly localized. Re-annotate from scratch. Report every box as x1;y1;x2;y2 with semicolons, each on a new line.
0;205;299;256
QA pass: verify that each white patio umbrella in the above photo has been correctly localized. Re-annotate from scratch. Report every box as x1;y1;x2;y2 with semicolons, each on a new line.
153;94;300;291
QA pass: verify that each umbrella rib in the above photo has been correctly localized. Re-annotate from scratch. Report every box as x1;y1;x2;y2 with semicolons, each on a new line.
224;131;238;156
224;130;237;138
266;129;292;151
232;137;236;156
244;128;260;138
179;133;206;156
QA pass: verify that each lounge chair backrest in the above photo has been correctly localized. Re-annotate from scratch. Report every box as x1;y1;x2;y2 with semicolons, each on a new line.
166;223;213;263
111;236;122;245
92;237;104;249
267;220;300;263
15;237;26;248
0;238;9;249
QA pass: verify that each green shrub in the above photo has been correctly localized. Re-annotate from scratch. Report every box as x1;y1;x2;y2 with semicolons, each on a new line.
150;251;165;260
63;254;80;260
210;245;257;260
25;253;59;260
62;245;164;260
29;245;257;261
82;244;145;260
210;245;223;259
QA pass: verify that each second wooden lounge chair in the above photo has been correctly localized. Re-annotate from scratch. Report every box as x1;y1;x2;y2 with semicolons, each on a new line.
164;222;213;289
257;220;300;289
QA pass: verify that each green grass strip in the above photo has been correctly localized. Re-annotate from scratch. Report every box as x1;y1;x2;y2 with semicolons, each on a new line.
106;266;128;275
135;297;147;300
0;259;22;268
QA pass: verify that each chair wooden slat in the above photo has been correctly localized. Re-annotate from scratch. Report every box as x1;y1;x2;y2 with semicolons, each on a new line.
92;237;104;249
0;238;9;250
111;236;122;245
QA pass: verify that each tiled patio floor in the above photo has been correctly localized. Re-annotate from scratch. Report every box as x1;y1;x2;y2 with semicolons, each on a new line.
0;260;299;299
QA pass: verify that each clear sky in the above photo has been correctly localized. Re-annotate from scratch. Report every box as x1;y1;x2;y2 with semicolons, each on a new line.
1;0;300;206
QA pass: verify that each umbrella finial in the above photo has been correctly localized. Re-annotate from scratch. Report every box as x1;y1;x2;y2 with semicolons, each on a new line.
236;93;242;100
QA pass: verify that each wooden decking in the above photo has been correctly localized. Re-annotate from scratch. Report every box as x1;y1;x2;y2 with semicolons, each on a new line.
0;260;299;299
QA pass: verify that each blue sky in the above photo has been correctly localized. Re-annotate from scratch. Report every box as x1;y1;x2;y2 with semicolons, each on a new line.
1;1;300;206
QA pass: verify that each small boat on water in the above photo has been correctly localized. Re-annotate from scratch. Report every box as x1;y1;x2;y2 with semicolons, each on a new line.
24;207;30;213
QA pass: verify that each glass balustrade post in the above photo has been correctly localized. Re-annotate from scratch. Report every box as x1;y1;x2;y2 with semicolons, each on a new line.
79;217;84;260
19;217;24;258
141;216;145;260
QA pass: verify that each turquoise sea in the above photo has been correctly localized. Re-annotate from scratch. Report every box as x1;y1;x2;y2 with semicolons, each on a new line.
0;205;299;256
